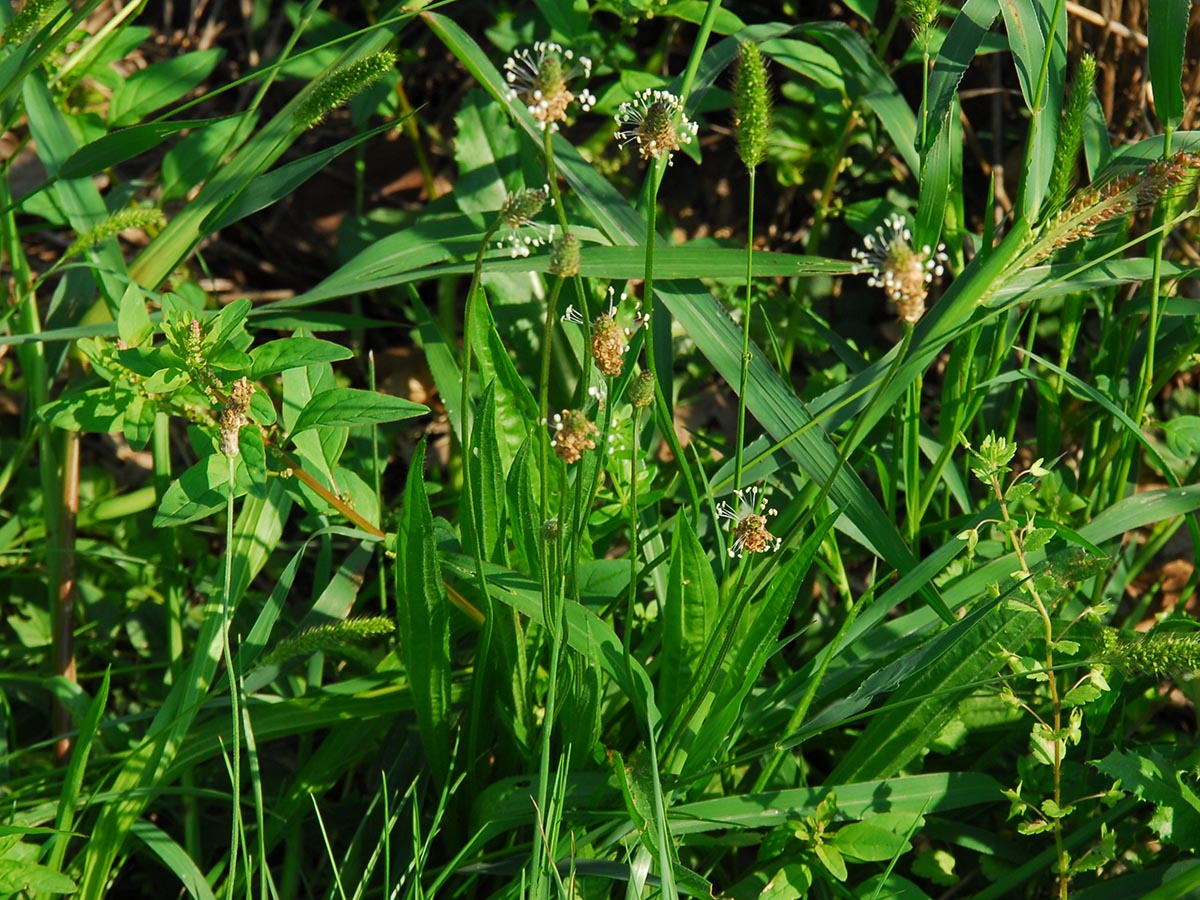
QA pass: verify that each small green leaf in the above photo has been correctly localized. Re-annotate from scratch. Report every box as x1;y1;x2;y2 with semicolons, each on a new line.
289;388;427;437
814;842;847;882
1163;415;1200;458
248;337;353;379
831;821;910;862
154;453;241;527
117;283;153;348
1023;526;1055;553
0;858;76;893
122;394;155;450
759;864;812;900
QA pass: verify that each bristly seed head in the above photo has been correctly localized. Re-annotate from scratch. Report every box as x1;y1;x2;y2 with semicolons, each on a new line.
851;214;948;324
503;41;595;132
614;88;699;164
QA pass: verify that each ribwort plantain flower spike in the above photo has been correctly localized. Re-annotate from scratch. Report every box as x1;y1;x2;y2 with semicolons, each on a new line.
497;186;553;258
550;409;598;464
629;371;655;409
851;214;948;324
716;485;782;558
504;41;595;132
549;232;581;276
615;88;699;164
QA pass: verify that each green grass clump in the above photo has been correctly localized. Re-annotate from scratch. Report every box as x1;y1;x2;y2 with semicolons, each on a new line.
3;2;1200;899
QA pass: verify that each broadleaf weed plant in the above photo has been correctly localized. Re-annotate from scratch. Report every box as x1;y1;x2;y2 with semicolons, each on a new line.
4;2;1200;899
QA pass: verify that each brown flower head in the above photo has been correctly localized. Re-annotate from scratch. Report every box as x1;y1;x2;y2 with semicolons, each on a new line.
851;214;948;324
716;485;782;558
550;409;598;464
504;41;595;132
615;88;699;164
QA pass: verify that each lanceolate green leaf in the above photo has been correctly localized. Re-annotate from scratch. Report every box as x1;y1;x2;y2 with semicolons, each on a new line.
470;380;508;564
247;337;353;379
659;512;720;720
1147;0;1190;133
107;48;225;127
203;117;405;232
55;115;242;181
288;387;427;437
395;438;452;787
999;0;1065;219
922;0;999;155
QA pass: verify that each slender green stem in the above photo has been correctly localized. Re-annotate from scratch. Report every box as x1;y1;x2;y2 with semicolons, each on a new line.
623;406;643;689
538;277;569;546
222;455;243;900
735;167;756;492
460;217;501;793
532;465;570;899
641;168;700;508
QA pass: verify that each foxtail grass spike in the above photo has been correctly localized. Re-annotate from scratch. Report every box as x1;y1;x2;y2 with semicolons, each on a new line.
1101;628;1200;676
2;0;57;45
902;0;940;49
733;42;771;170
294;50;397;131
1046;54;1096;216
259;616;395;667
64;208;166;261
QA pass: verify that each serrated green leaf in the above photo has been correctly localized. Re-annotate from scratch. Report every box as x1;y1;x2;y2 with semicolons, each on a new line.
1096;747;1200;851
1023;526;1055;553
289;388;427;437
247;337;353;379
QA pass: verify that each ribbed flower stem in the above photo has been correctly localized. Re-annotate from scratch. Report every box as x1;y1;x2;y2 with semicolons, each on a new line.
734;168;755;493
641;169;700;508
461;218;502;797
538;276;568;553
